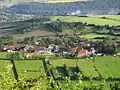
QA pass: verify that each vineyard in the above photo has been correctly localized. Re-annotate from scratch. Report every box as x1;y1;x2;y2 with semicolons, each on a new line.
0;53;120;89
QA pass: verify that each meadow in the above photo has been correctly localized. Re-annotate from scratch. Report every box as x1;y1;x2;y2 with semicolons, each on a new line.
0;59;44;79
0;52;120;79
0;52;120;89
80;33;107;39
51;15;120;26
51;56;120;78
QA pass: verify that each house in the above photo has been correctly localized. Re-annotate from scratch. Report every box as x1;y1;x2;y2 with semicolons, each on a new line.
78;48;89;57
79;42;91;47
90;47;96;54
34;45;47;53
24;45;35;52
24;45;48;53
48;44;55;53
2;45;15;51
47;44;60;53
69;46;78;55
7;50;17;53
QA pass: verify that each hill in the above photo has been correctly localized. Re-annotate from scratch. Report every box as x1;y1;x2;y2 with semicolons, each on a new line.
0;15;120;39
7;0;120;15
48;0;88;3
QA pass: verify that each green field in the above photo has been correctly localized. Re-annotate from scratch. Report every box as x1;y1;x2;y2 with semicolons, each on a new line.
80;33;107;39
0;51;120;78
0;60;44;79
79;33;120;40
0;55;120;78
51;15;120;26
95;56;120;78
0;52;120;89
0;52;8;58
91;15;120;21
15;60;44;78
51;56;120;78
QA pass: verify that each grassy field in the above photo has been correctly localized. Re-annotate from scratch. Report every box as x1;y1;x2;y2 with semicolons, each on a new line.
0;60;44;79
0;52;120;78
0;52;120;89
91;15;120;21
95;56;120;78
15;60;44;78
51;59;98;77
51;56;120;78
79;33;120;40
0;52;8;58
80;33;107;39
51;15;120;26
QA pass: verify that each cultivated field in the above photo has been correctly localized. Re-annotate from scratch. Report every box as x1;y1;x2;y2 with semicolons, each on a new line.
13;29;56;39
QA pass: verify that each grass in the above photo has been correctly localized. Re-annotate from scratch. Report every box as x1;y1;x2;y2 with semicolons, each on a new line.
51;15;120;26
0;51;120;81
15;60;44;79
95;56;120;78
51;56;120;78
0;52;8;58
79;33;120;40
59;80;110;89
80;33;107;39
0;52;120;89
51;59;99;77
91;15;120;21
0;60;10;72
0;59;44;79
59;80;115;90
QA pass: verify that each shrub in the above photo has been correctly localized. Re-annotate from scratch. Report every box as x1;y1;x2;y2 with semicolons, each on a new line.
6;52;21;60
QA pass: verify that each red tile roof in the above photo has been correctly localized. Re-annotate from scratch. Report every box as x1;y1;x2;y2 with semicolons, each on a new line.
78;49;88;56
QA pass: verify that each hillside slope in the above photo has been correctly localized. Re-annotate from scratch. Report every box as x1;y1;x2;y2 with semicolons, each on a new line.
7;0;120;15
48;0;88;3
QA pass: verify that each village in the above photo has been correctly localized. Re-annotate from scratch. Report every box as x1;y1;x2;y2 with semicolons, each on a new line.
0;35;120;60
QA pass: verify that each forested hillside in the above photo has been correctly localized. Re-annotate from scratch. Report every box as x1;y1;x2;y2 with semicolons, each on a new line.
7;0;120;15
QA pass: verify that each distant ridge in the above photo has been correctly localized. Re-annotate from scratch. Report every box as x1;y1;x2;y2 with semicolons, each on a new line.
7;0;120;15
48;0;88;3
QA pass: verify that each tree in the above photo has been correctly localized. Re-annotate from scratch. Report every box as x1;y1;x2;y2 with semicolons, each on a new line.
6;53;21;60
117;12;120;15
108;30;115;35
0;39;3;46
0;39;4;51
